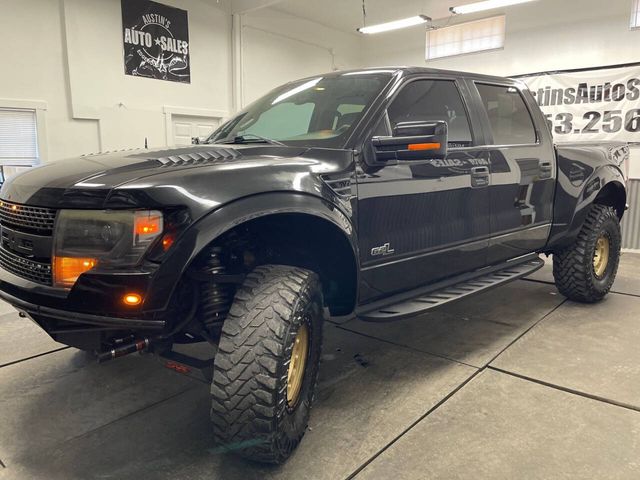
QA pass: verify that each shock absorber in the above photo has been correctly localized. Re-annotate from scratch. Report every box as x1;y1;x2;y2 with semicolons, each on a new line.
199;246;234;331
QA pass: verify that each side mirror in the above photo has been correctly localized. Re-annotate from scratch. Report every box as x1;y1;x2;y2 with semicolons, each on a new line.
372;121;448;162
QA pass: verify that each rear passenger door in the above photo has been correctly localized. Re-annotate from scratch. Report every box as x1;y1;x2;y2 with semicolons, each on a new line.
356;76;491;303
471;82;556;265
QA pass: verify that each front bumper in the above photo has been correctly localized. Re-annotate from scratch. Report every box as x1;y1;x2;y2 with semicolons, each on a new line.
0;269;167;352
0;262;168;352
0;287;165;330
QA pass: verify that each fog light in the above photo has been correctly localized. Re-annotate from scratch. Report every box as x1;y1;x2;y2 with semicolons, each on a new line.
123;293;142;306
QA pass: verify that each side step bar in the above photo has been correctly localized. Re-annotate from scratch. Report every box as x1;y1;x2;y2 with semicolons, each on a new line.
358;255;545;322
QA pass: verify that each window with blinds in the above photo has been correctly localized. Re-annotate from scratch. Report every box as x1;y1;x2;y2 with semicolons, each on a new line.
0;108;39;166
426;15;506;61
632;0;640;29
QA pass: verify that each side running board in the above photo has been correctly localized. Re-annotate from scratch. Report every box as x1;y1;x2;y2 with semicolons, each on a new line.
358;255;544;322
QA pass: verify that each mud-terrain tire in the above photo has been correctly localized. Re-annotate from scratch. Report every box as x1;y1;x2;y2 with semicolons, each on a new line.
553;204;621;303
210;265;324;463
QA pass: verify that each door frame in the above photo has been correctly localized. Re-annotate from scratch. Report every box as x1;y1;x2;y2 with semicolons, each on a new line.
354;73;491;270
353;74;494;303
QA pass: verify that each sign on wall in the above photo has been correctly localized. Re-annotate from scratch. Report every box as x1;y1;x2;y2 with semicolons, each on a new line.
519;64;640;143
121;0;190;83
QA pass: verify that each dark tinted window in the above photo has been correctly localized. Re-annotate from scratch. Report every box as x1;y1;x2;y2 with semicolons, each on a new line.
476;84;537;145
387;80;473;147
208;73;392;148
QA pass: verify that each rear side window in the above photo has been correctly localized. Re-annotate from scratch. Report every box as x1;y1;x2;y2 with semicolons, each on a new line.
476;83;537;145
387;80;473;147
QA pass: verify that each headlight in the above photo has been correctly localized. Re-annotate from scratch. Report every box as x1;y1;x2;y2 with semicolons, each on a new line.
53;209;163;288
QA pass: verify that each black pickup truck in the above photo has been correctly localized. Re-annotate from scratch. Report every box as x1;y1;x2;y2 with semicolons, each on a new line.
0;67;628;463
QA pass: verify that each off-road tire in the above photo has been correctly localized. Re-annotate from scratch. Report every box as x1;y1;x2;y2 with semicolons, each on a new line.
553;204;621;303
210;265;323;464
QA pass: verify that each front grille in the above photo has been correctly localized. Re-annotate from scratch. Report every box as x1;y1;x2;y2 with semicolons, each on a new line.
0;201;57;235
0;245;52;285
0;200;56;285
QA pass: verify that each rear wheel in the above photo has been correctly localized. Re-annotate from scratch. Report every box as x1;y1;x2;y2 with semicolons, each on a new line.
210;265;323;463
553;204;621;303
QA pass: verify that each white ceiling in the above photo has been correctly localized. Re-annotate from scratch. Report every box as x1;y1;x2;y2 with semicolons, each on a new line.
271;0;457;35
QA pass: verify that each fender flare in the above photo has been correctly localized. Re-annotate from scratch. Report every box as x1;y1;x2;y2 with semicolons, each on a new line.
548;164;626;250
144;192;358;312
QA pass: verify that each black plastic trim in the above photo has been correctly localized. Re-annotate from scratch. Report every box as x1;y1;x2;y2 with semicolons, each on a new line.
357;254;543;321
0;288;165;329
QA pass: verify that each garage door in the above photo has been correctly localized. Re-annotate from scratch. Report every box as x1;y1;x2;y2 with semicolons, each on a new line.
172;115;220;146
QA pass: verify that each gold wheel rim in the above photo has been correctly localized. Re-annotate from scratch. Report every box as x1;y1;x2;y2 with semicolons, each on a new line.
286;323;309;406
593;234;610;278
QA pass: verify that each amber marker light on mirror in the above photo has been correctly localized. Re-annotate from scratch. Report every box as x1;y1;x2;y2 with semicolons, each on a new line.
53;257;97;288
123;293;143;306
408;142;441;151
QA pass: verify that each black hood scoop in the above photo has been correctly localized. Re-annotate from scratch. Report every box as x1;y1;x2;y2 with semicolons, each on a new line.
143;147;242;166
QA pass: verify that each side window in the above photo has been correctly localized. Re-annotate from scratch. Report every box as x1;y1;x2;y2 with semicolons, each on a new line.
387;80;473;147
476;84;537;145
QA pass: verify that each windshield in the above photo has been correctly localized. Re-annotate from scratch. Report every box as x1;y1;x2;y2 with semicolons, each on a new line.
207;72;393;148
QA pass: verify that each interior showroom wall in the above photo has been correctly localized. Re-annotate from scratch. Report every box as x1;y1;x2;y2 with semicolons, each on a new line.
0;0;360;163
1;0;637;155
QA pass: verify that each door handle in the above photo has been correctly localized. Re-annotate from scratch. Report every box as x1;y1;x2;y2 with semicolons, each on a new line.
470;166;490;188
539;161;552;179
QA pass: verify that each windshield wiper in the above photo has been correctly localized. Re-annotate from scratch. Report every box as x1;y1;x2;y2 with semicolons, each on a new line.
221;134;286;146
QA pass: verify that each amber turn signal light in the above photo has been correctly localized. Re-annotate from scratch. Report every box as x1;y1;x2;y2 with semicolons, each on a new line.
161;234;174;251
407;142;441;151
134;213;162;235
53;257;97;288
123;293;143;306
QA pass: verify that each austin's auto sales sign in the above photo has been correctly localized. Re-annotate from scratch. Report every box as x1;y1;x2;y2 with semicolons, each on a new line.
520;64;640;143
121;0;190;83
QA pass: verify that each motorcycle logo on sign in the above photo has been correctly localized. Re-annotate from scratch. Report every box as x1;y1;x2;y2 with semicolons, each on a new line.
121;0;190;83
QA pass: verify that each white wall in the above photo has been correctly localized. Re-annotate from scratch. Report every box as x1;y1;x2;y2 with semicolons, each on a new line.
239;7;362;105
5;0;634;165
361;0;640;77
0;0;234;162
0;0;363;163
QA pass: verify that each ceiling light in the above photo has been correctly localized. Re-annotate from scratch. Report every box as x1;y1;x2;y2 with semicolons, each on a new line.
450;0;536;15
357;15;431;34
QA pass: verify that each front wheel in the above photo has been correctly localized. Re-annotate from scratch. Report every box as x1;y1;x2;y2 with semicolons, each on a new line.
553;204;621;303
210;265;323;463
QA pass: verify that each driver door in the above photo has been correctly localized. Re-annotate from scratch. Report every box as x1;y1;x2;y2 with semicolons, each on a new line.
356;77;491;304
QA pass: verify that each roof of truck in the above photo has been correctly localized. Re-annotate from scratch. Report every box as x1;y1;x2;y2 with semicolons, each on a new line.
313;66;521;85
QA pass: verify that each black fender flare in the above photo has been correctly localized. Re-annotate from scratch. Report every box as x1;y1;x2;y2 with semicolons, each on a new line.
144;192;358;312
547;163;626;250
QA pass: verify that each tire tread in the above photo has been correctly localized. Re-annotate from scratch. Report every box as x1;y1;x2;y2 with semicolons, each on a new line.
553;204;620;303
210;264;321;463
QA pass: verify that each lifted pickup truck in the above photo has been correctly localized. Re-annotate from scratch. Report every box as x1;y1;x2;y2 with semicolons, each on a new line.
0;67;628;463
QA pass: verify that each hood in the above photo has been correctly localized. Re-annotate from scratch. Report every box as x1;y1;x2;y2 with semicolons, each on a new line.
0;144;308;207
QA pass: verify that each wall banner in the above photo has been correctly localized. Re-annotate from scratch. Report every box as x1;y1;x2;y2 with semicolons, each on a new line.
121;0;190;83
519;64;640;143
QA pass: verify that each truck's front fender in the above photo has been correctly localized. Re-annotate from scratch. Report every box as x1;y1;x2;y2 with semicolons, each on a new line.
143;192;357;312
